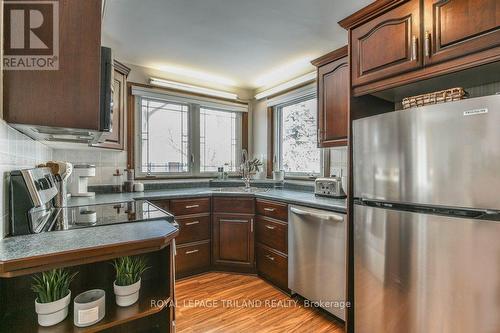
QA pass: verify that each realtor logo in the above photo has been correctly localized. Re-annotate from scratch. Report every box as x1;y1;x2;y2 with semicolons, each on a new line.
3;1;59;70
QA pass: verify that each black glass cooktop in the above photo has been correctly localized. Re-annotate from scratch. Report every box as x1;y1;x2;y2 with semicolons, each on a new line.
50;200;175;231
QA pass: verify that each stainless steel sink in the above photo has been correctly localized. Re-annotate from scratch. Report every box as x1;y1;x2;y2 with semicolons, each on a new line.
210;187;270;193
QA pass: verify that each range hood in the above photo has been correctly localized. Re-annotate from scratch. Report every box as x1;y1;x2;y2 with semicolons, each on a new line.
9;123;107;145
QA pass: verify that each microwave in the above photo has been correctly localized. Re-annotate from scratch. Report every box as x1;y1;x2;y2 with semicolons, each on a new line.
8;47;114;145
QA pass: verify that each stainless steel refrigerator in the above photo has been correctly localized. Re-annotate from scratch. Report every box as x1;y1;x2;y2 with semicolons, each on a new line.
353;94;500;333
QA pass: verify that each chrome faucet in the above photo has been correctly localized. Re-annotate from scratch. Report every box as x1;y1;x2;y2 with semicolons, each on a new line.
240;149;251;190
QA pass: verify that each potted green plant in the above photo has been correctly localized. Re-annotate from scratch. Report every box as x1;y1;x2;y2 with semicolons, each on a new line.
112;256;149;307
31;268;77;326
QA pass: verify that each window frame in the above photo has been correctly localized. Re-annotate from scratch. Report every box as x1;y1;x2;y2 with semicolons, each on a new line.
273;93;326;180
133;90;245;179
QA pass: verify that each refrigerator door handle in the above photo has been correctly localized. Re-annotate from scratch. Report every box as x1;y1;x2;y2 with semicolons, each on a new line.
290;207;344;222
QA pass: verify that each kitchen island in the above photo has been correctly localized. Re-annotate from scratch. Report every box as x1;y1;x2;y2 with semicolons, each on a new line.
0;219;178;332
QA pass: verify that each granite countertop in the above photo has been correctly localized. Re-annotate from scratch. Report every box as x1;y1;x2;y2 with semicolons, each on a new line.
0;220;178;275
68;188;347;213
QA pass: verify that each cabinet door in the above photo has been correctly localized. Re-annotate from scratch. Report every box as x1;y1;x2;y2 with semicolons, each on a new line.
317;57;349;147
351;0;421;87
423;0;500;65
213;214;254;268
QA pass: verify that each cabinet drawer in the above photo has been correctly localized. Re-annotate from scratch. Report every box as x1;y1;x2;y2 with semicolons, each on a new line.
176;241;211;277
256;199;288;221
170;197;210;216
176;215;210;245
213;197;255;214
256;244;288;291
149;199;170;212
255;216;287;254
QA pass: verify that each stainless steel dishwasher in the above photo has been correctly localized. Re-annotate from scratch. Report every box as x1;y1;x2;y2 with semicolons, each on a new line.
288;205;346;320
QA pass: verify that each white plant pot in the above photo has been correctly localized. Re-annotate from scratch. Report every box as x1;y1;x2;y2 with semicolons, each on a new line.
113;279;141;307
35;291;71;327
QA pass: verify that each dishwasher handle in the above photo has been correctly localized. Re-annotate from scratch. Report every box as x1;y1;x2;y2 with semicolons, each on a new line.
290;207;344;222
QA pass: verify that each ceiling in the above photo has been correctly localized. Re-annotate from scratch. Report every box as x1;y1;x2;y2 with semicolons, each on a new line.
102;0;371;91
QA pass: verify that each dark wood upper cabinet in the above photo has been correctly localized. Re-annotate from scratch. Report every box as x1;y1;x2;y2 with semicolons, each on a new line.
350;0;421;87
340;0;500;95
93;61;130;150
3;0;103;130
423;0;500;65
312;46;349;148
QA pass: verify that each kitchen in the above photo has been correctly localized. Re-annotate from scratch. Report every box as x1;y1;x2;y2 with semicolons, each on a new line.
0;0;499;332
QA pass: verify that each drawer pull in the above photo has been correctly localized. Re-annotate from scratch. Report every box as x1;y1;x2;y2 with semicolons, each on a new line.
185;204;200;209
264;208;275;212
220;219;248;223
265;225;276;230
411;35;418;61
265;254;275;261
185;221;200;226
185;249;199;255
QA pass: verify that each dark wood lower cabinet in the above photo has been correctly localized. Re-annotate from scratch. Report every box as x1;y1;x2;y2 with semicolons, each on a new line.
255;216;287;254
256;244;288;292
150;196;291;292
212;213;255;271
176;240;211;279
176;214;210;245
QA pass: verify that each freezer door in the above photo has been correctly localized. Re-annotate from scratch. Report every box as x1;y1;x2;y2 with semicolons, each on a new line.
354;204;500;333
353;94;500;210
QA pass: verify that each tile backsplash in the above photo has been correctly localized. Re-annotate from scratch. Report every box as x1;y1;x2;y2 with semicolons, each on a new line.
0;120;52;238
52;149;127;185
329;146;348;178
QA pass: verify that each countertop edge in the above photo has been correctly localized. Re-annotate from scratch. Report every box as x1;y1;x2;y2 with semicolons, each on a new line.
0;221;179;278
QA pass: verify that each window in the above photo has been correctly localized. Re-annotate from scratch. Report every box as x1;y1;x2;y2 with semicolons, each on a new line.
141;99;189;174
200;108;240;172
275;96;321;177
134;90;245;177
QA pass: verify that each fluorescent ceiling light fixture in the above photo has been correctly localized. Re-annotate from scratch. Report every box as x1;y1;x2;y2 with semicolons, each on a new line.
149;78;239;100
254;56;314;88
255;72;316;100
155;64;237;87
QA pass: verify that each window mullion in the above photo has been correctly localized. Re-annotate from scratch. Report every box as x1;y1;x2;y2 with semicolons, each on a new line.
190;104;201;176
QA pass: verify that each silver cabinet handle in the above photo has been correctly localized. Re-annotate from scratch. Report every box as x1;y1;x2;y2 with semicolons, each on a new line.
264;208;275;212
424;31;431;57
219;219;248;223
185;221;199;226
290;207;344;222
265;225;276;230
251;218;254;233
411;35;418;61
265;254;275;261
185;204;199;209
185;249;199;255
